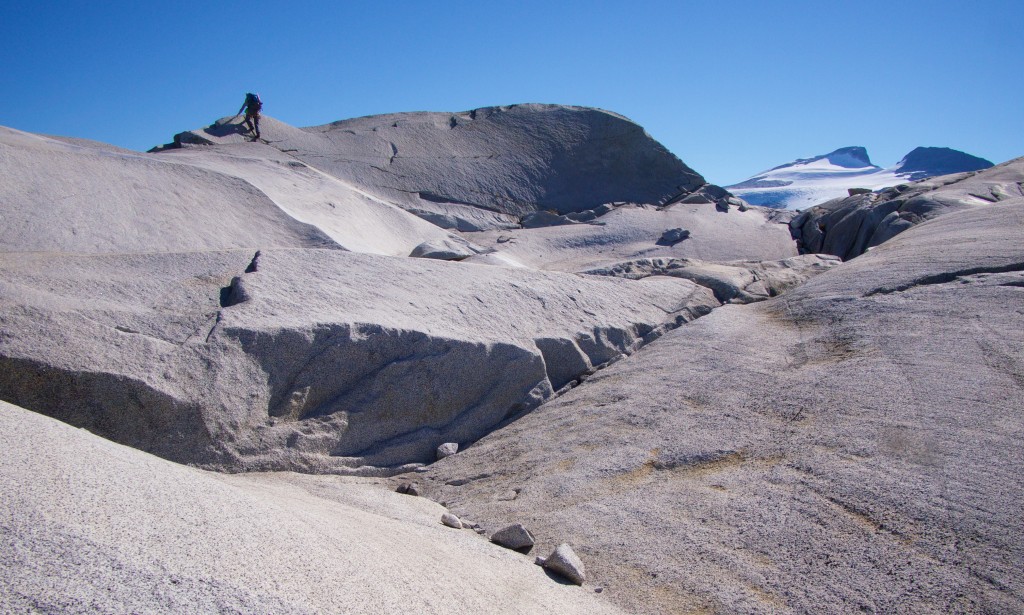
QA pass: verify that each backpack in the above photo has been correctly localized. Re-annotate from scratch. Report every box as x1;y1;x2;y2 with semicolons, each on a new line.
247;93;262;112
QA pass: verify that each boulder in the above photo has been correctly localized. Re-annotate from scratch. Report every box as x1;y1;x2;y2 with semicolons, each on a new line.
409;238;484;261
521;210;585;229
490;524;535;550
657;228;690;246
441;512;463;528
436;442;459;460
395;482;420;496
541;544;586;585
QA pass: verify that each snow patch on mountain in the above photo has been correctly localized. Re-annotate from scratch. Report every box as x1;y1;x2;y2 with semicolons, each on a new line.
728;146;993;209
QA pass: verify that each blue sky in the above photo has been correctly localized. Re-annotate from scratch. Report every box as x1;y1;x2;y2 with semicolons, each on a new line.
2;0;1020;185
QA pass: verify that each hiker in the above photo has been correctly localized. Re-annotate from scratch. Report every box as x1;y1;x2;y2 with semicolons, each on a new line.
238;92;262;139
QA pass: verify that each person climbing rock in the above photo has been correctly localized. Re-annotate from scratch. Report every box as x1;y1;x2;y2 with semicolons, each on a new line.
238;92;263;139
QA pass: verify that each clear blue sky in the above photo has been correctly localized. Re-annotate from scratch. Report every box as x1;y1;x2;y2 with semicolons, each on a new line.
2;0;1020;185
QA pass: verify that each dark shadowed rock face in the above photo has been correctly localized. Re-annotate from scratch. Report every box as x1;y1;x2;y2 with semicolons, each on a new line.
893;146;993;181
298;104;708;218
791;157;1024;260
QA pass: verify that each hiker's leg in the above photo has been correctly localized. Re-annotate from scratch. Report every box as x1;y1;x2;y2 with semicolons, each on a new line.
253;115;261;138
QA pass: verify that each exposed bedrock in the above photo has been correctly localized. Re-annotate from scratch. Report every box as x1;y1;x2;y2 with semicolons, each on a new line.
0;126;338;254
293;104;710;219
0;400;624;615
791;156;1024;260
0;248;717;473
156;105;729;230
583;254;841;303
413;199;1024;614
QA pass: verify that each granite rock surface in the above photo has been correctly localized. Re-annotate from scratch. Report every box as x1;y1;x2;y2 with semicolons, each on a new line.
3;106;1020;614
791;156;1024;260
0;400;623;615
161;105;721;229
413;200;1024;613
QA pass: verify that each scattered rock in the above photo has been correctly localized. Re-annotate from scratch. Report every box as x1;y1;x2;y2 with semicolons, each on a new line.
848;187;872;196
436;442;459;460
677;192;712;205
716;200;731;213
657;228;690;246
541;544;586;585
583;254;841;304
396;483;420;496
495;489;520;501
441;512;463;528
409;237;484;261
490;524;535;550
521;210;583;229
563;202;617;223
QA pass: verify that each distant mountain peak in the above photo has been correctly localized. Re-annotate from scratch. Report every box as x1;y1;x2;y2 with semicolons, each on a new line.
818;146;875;169
769;146;877;172
728;145;995;209
894;147;993;179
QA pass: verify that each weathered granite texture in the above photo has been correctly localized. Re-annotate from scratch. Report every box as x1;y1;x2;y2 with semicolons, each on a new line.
159;105;722;229
415;199;1024;613
791;157;1024;260
0;400;624;614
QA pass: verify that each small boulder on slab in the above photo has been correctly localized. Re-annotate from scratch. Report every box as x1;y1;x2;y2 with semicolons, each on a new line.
441;512;463;529
542;543;586;585
396;482;420;496
409;237;483;261
490;523;535;550
657;228;690;246
436;442;459;460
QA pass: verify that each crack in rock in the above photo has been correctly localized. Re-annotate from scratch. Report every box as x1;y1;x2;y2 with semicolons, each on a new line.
865;262;1024;296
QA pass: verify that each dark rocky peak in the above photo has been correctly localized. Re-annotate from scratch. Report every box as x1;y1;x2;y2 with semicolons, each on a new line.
769;146;878;172
894;146;993;180
819;146;875;168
